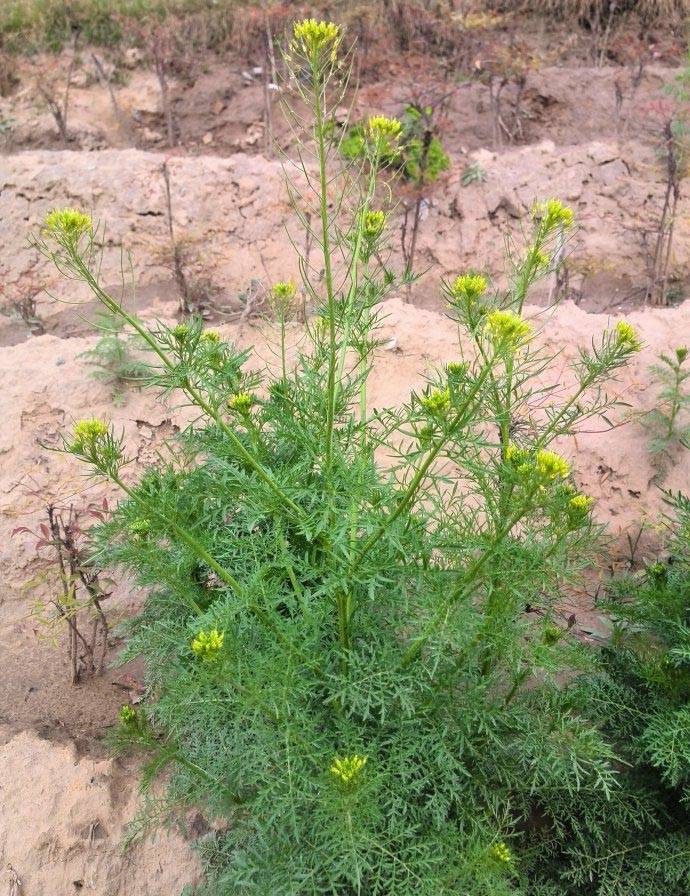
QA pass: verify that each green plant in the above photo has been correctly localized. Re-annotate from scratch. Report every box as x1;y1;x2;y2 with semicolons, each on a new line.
462;160;488;186
80;310;150;404
529;491;690;894
340;103;449;183
35;24;644;896
643;346;690;469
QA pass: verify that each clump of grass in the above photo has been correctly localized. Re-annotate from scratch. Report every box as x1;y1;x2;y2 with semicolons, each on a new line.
462;160;488;186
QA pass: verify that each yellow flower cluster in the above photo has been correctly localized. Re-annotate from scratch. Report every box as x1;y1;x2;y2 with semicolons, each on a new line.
291;19;341;60
70;418;108;453
367;115;402;152
191;628;225;660
330;754;367;784
535;449;571;481
446;361;468;378
532;199;574;232
270;281;297;315
505;442;527;465
565;492;593;528
172;323;190;342
201;330;221;344
128;519;151;541
450;273;488;306
44;208;93;242
569;494;593;513
486;309;532;349
227;392;255;415
420;388;451;417
273;281;297;302
119;704;137;725
363;210;386;239
614;321;642;352
490;842;512;864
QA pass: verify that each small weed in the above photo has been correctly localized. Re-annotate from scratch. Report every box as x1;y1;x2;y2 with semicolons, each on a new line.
643;346;690;473
8;270;45;335
461;160;488;186
79;310;150;404
13;502;111;684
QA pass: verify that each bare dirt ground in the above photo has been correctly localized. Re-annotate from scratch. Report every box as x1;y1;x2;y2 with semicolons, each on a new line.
2;13;690;895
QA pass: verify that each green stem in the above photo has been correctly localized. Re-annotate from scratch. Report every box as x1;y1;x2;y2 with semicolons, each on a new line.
332;162;379;411
400;494;535;669
535;375;596;449
312;75;338;470
280;316;287;382
353;359;494;566
113;475;236;608
359;377;367;431
666;366;682;439
71;253;302;518
111;474;319;674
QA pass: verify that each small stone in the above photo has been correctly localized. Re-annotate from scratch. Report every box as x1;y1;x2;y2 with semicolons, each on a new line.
141;127;163;142
123;48;144;68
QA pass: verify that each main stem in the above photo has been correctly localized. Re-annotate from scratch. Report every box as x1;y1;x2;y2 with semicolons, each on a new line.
313;74;338;471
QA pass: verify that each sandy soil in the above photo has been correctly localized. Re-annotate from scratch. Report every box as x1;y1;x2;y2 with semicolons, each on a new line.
1;17;690;895
0;727;201;895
